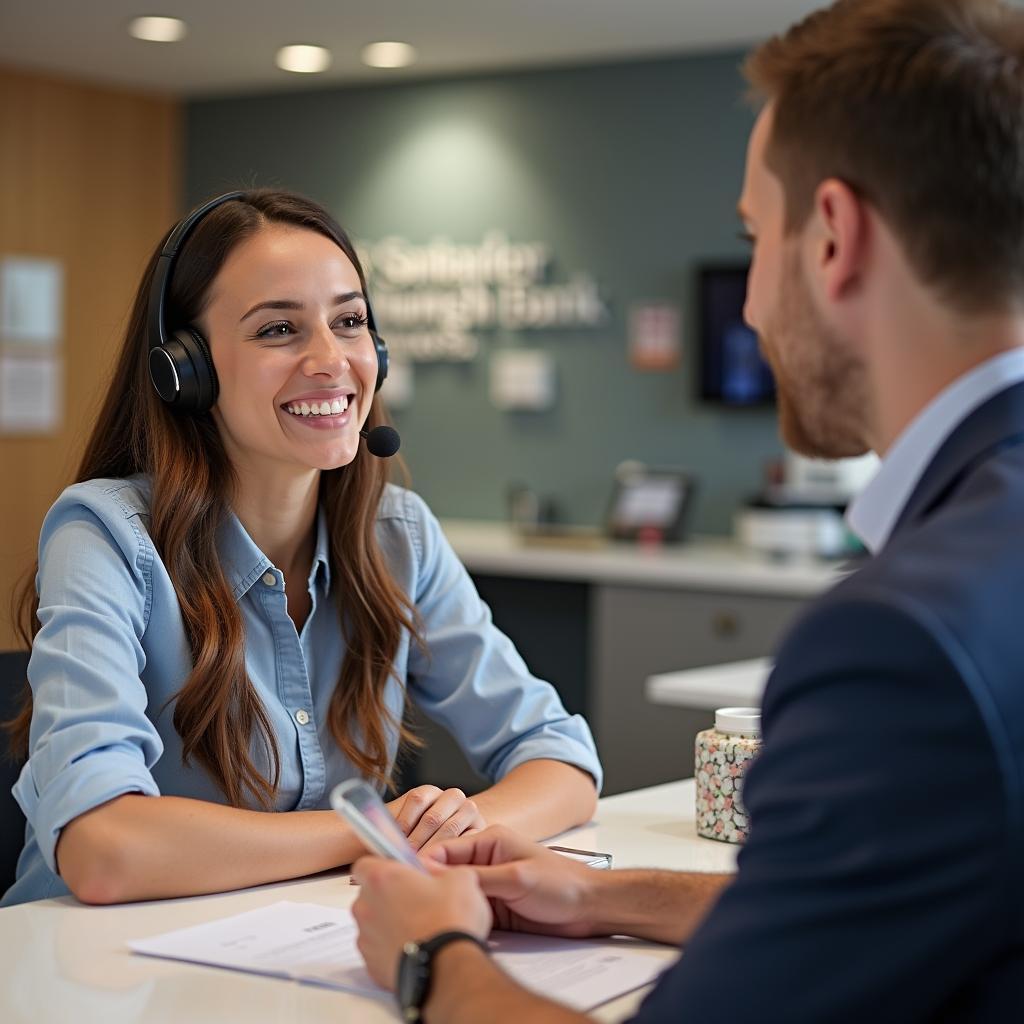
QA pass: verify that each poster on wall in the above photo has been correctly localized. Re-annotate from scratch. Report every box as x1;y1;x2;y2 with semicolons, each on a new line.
0;255;65;435
0;256;64;345
628;302;681;371
0;354;62;434
489;349;556;411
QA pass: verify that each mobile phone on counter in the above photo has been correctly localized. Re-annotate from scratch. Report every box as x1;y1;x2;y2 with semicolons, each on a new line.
330;779;428;873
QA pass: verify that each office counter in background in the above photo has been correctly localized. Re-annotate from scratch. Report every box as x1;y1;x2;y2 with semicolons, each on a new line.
646;658;772;711
408;522;841;796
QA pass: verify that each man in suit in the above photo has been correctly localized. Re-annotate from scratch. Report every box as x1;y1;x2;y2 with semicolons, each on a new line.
350;0;1024;1020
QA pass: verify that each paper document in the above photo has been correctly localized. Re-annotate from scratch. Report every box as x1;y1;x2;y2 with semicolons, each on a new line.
130;900;669;1010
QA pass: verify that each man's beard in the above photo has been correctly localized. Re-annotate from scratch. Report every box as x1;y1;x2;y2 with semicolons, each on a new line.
760;252;871;459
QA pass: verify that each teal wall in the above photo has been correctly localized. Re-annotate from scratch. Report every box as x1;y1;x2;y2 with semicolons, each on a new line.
185;53;782;534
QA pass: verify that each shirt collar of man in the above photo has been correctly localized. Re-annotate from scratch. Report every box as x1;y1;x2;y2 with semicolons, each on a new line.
846;347;1024;554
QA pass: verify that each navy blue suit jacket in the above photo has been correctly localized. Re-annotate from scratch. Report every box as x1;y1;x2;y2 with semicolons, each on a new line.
634;383;1024;1021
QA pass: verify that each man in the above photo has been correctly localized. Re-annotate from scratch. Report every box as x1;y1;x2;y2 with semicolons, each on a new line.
352;0;1024;1019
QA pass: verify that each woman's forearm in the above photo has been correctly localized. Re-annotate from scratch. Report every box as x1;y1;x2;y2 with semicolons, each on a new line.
56;793;366;904
470;760;598;840
55;760;598;905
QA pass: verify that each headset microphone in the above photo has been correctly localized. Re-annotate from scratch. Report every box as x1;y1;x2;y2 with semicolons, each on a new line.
360;425;401;458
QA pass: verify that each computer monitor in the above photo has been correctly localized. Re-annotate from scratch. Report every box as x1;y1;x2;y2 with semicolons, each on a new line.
698;264;775;406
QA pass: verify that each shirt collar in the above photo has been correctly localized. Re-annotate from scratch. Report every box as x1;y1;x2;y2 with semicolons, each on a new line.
218;504;332;601
310;504;332;592
846;347;1024;553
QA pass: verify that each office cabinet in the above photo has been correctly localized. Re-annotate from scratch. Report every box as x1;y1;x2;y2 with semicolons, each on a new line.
405;573;808;798
591;586;806;794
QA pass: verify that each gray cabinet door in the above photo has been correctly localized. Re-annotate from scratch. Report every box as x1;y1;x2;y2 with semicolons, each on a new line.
591;585;807;794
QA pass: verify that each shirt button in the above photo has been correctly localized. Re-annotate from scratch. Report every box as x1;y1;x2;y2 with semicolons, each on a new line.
295;709;310;726
262;571;277;586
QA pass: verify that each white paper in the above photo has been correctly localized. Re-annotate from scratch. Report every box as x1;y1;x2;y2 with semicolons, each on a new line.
490;349;556;411
130;900;668;1011
0;353;62;434
0;256;64;344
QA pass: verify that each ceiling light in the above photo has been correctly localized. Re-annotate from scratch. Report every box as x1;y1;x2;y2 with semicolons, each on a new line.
275;45;332;74
361;41;417;69
128;16;187;43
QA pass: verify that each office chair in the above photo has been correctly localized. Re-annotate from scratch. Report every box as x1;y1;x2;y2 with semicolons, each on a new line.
0;651;29;895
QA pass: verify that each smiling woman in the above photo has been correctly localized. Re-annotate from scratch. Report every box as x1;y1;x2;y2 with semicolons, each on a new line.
1;189;601;908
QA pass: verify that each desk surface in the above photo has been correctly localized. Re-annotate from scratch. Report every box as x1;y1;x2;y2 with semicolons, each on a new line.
441;519;840;596
0;779;733;1024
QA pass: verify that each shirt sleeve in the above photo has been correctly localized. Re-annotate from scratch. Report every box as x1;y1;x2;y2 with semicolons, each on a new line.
401;491;602;791
14;489;163;875
629;590;1014;1023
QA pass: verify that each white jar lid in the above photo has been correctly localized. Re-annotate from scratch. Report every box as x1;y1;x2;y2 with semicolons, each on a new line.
715;707;761;736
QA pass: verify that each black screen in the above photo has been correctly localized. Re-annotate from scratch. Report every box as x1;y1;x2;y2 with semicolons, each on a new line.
698;264;775;405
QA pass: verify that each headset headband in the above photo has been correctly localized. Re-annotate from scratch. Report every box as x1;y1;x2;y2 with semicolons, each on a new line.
147;191;245;354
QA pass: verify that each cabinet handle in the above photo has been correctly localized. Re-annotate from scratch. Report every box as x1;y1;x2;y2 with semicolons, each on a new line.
712;610;740;638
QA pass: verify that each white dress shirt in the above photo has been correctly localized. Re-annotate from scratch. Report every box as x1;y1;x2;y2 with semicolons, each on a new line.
846;347;1024;553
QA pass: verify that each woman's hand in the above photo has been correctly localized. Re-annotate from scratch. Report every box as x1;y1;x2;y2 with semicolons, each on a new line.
387;785;487;852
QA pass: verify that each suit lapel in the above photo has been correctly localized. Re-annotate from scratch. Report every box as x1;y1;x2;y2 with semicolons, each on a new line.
891;380;1024;540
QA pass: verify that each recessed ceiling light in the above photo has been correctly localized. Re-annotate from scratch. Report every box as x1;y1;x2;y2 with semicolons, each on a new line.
361;41;417;69
128;16;187;43
276;45;332;74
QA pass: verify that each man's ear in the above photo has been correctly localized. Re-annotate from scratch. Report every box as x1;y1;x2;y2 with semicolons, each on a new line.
812;178;867;303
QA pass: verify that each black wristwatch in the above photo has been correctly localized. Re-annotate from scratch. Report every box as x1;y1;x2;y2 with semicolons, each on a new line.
396;930;490;1023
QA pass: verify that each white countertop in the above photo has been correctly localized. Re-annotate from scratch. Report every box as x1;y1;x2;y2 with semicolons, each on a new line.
441;519;842;596
0;779;733;1024
647;658;772;710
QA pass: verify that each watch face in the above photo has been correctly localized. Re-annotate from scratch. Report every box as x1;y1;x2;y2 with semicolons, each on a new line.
397;943;429;1020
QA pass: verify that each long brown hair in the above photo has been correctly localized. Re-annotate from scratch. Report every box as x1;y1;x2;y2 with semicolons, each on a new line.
7;189;422;807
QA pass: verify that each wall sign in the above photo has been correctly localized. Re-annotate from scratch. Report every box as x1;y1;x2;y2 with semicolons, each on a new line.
360;231;608;362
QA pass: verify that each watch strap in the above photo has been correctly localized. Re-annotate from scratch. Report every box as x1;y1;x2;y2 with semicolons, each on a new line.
418;929;489;959
400;930;489;1023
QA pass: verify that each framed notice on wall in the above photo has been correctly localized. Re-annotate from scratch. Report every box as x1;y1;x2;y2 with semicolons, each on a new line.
0;255;65;435
0;354;62;434
628;302;681;371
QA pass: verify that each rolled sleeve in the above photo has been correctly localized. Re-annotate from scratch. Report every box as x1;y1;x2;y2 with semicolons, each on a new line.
18;491;164;874
403;492;603;792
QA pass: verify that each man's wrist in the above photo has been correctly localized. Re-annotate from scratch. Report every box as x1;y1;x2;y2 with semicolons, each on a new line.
423;940;498;1023
588;869;732;945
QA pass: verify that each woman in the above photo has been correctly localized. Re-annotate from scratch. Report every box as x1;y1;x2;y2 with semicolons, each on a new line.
2;190;600;907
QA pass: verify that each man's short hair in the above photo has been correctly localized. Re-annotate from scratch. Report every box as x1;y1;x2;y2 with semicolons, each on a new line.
745;0;1024;314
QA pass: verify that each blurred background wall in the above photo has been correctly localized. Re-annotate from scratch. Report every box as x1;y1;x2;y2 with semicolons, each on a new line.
0;68;179;647
0;20;803;648
185;52;781;533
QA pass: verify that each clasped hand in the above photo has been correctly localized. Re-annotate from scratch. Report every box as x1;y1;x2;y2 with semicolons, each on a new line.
351;825;599;989
385;784;487;852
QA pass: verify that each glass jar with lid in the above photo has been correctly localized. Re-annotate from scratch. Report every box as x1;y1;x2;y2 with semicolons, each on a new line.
695;707;761;844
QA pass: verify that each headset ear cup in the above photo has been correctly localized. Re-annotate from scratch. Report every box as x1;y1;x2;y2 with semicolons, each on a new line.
172;327;218;413
373;332;388;393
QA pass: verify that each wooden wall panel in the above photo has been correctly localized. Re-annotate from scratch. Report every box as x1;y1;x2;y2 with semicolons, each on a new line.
0;68;181;648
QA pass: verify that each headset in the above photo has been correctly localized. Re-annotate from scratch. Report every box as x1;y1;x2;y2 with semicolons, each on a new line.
147;191;389;414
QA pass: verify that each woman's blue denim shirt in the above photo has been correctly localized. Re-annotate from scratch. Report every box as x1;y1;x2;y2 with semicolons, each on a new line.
3;477;601;905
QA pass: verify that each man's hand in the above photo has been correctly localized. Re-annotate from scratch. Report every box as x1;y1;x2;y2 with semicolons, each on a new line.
350;857;492;990
386;785;487;853
427;825;602;938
